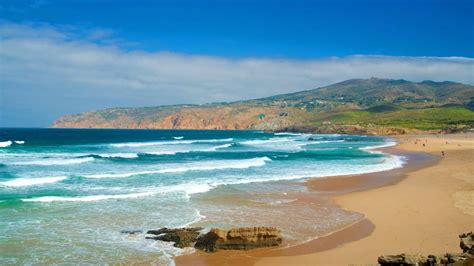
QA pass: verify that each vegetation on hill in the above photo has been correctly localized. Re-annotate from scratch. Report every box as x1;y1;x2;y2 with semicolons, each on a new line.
52;78;474;134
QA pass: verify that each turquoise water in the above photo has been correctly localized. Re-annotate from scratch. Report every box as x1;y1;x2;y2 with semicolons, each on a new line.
0;129;403;264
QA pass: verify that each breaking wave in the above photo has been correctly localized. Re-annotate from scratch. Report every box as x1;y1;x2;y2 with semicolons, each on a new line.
110;138;234;148
82;157;271;179
21;192;156;202
0;141;12;147
11;157;94;166
0;176;68;187
90;153;139;159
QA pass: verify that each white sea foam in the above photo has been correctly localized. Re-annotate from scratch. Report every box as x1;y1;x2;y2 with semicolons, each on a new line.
11;157;94;166
110;138;233;148
360;140;397;151
0;176;68;187
83;157;271;179
145;143;232;156
95;153;139;158
208;143;232;150
253;198;298;205
144;156;271;174
181;208;207;227
241;137;294;145
166;183;213;195
173;136;184;140
189;138;233;143
111;141;187;147
83;171;156;179
21;191;156;202
242;136;342;146
0;141;12;147
274;132;305;136
241;137;308;151
14;140;25;144
202;154;405;187
144;151;180;155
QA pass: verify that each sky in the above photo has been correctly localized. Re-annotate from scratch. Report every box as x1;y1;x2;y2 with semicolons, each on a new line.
0;0;473;127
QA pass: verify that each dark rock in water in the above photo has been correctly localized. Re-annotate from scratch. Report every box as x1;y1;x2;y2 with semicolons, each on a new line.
194;227;282;252
120;229;143;235
146;227;202;248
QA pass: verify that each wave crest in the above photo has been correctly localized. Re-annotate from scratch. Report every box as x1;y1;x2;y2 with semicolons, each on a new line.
21;192;156;202
83;157;271;179
110;138;233;148
0;141;12;147
11;157;94;166
0;176;68;187
90;153;139;159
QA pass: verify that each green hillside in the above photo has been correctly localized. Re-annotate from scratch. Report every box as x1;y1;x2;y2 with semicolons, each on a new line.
52;78;474;134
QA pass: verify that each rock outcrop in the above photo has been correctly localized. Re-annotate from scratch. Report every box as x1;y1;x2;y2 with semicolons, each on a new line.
144;226;283;252
194;227;282;252
145;227;202;248
460;232;474;254
377;254;437;265
378;232;474;265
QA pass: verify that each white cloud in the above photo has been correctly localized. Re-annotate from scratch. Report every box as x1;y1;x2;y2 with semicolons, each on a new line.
0;22;473;126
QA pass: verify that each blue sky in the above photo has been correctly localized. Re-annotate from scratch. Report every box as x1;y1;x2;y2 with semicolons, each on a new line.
2;0;473;58
0;0;473;126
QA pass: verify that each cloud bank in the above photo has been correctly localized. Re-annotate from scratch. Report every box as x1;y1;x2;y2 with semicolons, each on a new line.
1;22;473;126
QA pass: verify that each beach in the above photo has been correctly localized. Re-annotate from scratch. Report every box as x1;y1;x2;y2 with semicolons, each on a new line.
1;129;472;265
176;132;474;265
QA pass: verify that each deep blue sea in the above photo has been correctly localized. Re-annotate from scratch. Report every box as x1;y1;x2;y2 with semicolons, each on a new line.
0;128;404;264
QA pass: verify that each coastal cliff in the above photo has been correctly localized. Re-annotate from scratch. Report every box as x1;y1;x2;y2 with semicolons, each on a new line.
52;78;474;134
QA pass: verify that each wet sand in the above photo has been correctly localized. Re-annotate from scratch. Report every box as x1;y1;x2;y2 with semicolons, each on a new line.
176;133;474;265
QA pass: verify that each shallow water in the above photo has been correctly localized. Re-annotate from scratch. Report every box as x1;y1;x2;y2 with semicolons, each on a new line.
0;128;404;264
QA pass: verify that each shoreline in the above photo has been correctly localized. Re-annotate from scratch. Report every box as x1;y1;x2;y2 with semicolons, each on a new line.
256;133;474;265
176;132;473;265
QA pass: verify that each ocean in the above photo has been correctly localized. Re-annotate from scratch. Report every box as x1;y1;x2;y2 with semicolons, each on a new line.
0;128;404;264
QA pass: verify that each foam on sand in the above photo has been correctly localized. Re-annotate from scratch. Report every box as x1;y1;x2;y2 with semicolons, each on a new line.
0;176;68;187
